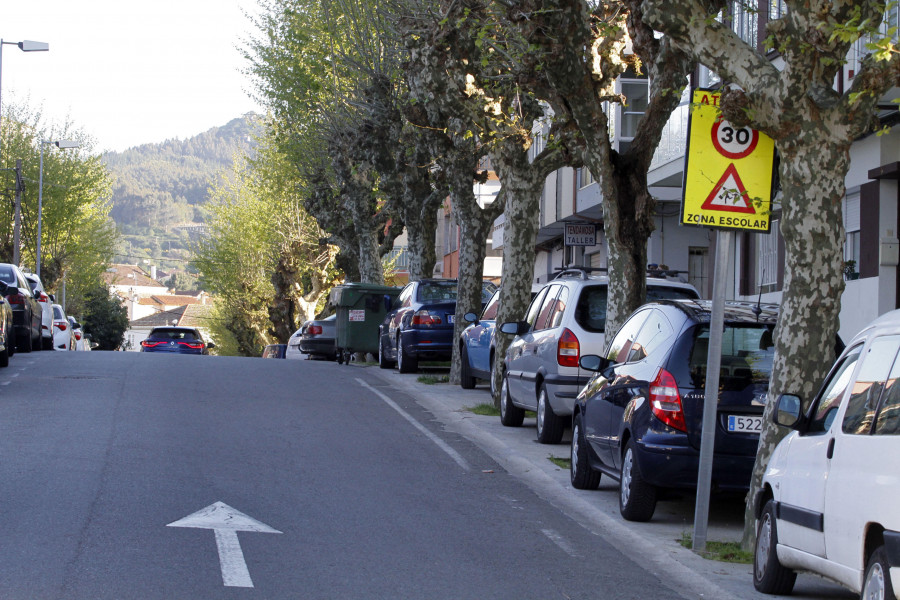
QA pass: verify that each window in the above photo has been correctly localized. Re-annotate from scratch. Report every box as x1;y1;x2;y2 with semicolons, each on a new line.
808;345;862;434
574;285;608;333
875;350;900;435
688;325;776;390
769;0;786;19
580;168;595;188
731;0;758;47
481;292;500;320
629;310;673;362
844;192;860;271
758;219;779;291
843;336;900;434
606;310;650;363
548;287;569;329
620;79;649;148
418;281;458;302
524;287;550;328
534;286;562;331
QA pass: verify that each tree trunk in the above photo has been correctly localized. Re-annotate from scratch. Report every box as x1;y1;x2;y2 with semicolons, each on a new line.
741;138;848;548
404;198;439;281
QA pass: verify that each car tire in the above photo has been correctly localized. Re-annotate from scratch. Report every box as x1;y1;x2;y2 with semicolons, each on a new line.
536;384;565;444
460;345;476;389
571;413;601;490
397;335;418;374
753;499;797;595
489;352;498;398
619;439;657;522
32;331;41;351
378;336;393;369
42;336;53;350
0;344;9;368
18;330;31;353
499;374;524;427
862;546;894;600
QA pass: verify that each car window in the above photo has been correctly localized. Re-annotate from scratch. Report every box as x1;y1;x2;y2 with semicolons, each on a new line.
533;285;561;331
688;325;777;390
628;309;673;362
647;285;700;301
574;285;607;333
807;345;862;434
481;282;497;304
875;350;900;435
481;292;500;320
151;328;199;341
606;310;650;363
0;266;16;286
418;281;458;302
548;287;569;329
524;287;550;328
53;306;64;319
398;285;413;308
842;336;900;435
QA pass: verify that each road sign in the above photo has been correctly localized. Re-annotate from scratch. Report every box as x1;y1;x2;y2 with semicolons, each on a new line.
681;89;776;232
168;501;283;588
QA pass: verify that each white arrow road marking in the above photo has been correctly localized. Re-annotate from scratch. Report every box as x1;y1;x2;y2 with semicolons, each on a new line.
167;501;282;588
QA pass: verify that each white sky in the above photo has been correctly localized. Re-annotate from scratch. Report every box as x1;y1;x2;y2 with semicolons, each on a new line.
2;0;265;153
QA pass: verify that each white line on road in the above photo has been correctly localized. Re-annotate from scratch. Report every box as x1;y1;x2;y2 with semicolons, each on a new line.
541;528;580;558
356;378;471;472
214;529;254;587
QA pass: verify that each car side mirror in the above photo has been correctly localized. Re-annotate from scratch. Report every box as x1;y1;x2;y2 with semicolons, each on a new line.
49;294;56;302
579;355;610;372
499;321;529;336
464;312;478;324
774;393;802;428
207;341;216;349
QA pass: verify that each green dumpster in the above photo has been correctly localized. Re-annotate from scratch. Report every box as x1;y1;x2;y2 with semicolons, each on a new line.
330;283;401;364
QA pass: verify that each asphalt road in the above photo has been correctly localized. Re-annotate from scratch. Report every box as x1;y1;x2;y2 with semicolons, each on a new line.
0;351;690;600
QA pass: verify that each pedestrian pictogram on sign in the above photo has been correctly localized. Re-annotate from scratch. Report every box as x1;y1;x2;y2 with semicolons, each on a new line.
700;164;755;214
681;89;776;232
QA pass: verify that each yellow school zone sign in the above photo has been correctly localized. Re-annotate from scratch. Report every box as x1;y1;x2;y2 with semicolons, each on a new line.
681;89;776;232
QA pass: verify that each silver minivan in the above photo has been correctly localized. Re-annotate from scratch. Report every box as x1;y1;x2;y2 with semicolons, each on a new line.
499;268;700;443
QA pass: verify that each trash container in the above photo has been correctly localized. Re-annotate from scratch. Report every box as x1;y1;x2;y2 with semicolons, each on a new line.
330;283;401;364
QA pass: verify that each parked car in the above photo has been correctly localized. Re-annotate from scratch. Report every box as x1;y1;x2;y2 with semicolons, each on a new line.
568;299;786;522
68;316;85;350
0;263;42;353
140;326;215;355
0;294;14;367
499;267;700;444
262;344;287;359
459;285;542;394
51;304;74;351
378;279;495;373
285;327;305;360
298;314;337;360
24;273;54;350
752;308;900;599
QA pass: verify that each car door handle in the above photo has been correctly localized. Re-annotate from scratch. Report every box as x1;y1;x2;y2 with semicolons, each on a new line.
826;437;835;460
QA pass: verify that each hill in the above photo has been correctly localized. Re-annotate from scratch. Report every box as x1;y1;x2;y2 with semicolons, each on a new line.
103;114;260;274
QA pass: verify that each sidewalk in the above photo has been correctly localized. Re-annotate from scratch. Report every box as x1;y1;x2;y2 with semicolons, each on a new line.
364;364;853;600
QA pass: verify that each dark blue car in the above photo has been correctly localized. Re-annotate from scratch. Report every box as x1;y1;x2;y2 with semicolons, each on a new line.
570;300;781;522
140;326;215;355
459;289;501;391
378;279;495;373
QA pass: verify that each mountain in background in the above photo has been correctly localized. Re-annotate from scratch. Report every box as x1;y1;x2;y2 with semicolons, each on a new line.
103;114;261;278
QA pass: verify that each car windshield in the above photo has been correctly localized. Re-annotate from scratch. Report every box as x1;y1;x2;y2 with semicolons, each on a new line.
647;285;699;301
150;328;199;341
687;324;775;390
53;306;64;319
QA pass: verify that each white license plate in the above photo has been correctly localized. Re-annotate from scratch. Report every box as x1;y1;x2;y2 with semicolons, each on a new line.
727;415;762;433
447;315;454;324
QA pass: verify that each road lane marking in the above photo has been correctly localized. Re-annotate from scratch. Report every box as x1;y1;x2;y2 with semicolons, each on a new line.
542;528;580;558
167;501;282;588
356;378;471;472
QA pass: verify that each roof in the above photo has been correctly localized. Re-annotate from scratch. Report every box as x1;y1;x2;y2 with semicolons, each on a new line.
144;294;205;306
103;264;165;288
130;306;187;328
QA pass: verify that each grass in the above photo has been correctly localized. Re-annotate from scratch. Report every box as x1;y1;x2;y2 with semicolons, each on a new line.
417;374;450;384
677;533;753;563
548;456;571;469
466;403;500;416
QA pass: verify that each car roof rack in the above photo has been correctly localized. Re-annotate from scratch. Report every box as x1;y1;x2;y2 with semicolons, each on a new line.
552;267;607;280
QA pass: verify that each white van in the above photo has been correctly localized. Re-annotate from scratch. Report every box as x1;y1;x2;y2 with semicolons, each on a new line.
753;309;900;600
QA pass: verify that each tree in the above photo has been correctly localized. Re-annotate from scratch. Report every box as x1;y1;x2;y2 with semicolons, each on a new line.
80;282;129;351
642;0;900;545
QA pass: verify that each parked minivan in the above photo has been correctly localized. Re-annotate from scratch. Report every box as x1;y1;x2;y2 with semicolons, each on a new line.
753;308;900;600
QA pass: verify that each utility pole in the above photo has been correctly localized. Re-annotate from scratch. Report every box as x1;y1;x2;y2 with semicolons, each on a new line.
13;159;22;266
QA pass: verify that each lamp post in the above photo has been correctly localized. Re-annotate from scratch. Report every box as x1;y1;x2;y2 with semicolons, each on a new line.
37;139;79;278
0;39;49;166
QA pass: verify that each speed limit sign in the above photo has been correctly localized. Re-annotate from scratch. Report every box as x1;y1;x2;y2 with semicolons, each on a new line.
681;88;776;232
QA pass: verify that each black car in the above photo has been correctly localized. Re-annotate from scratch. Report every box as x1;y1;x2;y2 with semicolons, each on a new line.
377;279;495;373
570;299;782;522
140;326;215;355
0;263;42;353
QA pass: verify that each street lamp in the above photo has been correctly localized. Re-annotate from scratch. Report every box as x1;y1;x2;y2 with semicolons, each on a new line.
37;139;79;278
0;39;49;166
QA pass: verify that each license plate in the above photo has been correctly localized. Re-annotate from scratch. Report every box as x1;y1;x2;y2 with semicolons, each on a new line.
447;315;454;324
727;415;762;433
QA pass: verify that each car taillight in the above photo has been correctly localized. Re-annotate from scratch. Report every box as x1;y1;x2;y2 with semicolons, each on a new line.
6;293;23;306
649;368;687;432
141;340;166;348
308;325;323;335
54;321;68;331
38;292;49;303
179;341;204;349
74;331;82;340
557;328;580;367
411;310;442;326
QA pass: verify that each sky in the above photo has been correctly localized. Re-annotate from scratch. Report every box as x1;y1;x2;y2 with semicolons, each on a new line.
2;0;265;153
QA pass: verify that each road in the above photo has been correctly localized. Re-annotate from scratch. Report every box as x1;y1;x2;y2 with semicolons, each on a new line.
0;351;687;600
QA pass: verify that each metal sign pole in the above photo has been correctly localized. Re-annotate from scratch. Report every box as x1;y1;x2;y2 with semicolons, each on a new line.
692;228;733;552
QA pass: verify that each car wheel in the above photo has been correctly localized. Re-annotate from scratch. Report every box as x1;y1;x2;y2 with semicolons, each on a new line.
0;344;9;368
536;384;565;444
571;413;601;490
42;336;53;351
753;499;797;594
336;349;344;364
499;374;525;427
862;546;894;600
397;335;418;374
378;336;393;369
489;352;498;398
19;331;31;353
619;439;657;521
460;344;476;389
